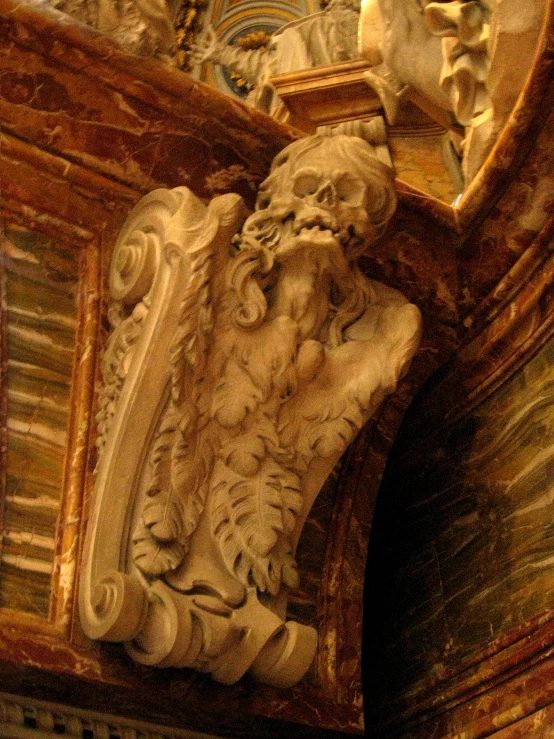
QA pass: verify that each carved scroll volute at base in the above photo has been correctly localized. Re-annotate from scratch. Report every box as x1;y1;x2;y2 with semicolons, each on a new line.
80;188;248;645
80;132;421;688
90;571;149;642
125;583;318;687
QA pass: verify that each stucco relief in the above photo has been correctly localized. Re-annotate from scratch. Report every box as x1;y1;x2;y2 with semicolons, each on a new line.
79;131;421;687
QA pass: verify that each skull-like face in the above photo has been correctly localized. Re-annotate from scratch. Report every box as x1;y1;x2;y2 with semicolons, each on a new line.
262;153;390;262
278;161;372;256
240;135;396;262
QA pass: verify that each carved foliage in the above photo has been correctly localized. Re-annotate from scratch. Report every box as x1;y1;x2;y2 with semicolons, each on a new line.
130;194;246;578
83;133;421;687
211;458;302;594
95;302;148;455
129;135;420;605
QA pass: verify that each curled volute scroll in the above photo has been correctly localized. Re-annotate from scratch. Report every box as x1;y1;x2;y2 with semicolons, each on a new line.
79;131;422;687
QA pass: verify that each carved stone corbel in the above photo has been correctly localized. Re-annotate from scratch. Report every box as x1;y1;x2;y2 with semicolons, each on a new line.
79;131;422;687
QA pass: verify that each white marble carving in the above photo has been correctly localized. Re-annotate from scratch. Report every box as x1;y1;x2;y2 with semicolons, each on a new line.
359;0;545;185
192;0;362;113
49;0;176;57
79;131;421;687
360;0;451;123
425;0;545;183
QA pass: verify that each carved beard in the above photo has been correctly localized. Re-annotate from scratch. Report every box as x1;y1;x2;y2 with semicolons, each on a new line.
237;205;367;268
233;207;371;347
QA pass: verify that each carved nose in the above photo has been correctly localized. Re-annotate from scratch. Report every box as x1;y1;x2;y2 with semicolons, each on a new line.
315;181;336;206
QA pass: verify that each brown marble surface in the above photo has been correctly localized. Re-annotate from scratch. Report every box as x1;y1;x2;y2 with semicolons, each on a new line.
363;173;554;739
367;326;554;684
1;227;79;616
0;0;297;209
390;135;460;205
0;1;553;738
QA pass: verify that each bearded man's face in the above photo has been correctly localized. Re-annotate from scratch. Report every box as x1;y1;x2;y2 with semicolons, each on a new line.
261;150;374;261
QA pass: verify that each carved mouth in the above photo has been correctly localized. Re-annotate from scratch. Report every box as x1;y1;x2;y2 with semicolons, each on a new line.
292;215;337;237
278;213;366;257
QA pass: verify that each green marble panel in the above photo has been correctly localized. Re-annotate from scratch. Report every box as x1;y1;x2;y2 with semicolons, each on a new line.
1;227;78;617
366;334;554;702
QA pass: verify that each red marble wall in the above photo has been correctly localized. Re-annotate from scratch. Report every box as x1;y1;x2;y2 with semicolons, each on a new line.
0;1;553;738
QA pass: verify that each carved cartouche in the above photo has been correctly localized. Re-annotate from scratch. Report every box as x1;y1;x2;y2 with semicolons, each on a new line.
79;132;421;688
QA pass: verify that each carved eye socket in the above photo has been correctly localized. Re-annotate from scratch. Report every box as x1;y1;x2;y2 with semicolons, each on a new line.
293;171;320;198
274;153;289;168
335;175;367;206
257;196;271;210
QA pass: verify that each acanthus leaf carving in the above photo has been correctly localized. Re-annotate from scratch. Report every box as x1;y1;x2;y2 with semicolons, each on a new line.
80;131;422;688
211;457;302;594
132;521;187;576
221;433;266;477
211;356;265;428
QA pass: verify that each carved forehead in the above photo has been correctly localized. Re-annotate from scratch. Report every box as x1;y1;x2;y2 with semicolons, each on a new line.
292;139;370;177
262;134;394;196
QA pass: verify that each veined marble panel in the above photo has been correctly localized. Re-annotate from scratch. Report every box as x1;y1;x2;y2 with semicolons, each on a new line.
1;227;78;617
365;329;554;707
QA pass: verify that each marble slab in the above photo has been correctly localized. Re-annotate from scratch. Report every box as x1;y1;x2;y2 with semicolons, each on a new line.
1;227;78;616
365;317;554;733
0;0;297;210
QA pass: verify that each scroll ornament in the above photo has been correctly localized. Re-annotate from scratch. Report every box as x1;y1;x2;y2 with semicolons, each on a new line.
79;131;422;688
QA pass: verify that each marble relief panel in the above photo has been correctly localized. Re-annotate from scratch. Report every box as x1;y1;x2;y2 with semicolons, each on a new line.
0;227;78;617
365;329;554;705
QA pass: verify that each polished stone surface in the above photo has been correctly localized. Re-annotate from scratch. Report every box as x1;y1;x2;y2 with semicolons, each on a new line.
1;228;78;616
370;331;554;679
0;0;552;737
0;0;297;210
364;237;554;737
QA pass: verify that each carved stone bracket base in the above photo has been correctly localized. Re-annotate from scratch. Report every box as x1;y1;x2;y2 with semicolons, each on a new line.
79;133;420;689
124;581;318;688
